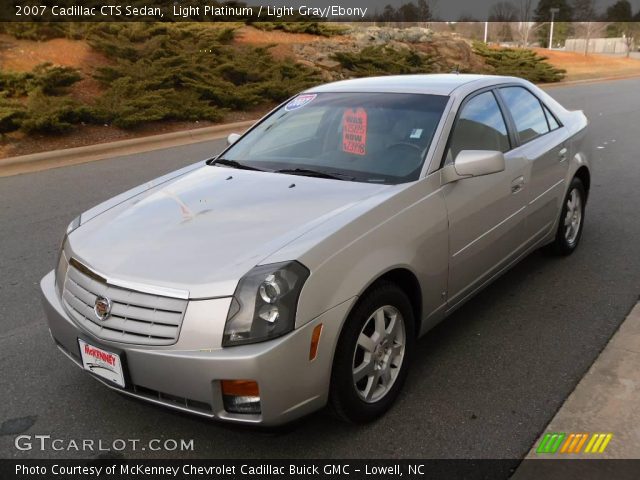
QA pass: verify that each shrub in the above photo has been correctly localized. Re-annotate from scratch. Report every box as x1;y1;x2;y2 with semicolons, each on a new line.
472;42;566;83
0;70;32;97
331;45;439;77
0;22;69;41
90;23;320;126
20;90;92;134
0;101;26;135
252;22;349;37
91;78;222;129
30;63;83;95
1;22;321;132
0;64;81;98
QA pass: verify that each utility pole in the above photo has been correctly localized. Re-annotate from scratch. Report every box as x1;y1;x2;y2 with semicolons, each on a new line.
484;21;488;43
549;7;559;49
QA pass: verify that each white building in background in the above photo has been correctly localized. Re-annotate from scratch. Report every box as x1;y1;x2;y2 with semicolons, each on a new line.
565;37;634;55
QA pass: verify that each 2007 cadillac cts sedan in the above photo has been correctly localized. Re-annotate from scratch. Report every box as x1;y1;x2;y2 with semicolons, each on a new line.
41;74;591;426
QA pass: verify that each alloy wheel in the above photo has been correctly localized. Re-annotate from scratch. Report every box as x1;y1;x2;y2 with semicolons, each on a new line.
352;305;406;403
564;188;583;246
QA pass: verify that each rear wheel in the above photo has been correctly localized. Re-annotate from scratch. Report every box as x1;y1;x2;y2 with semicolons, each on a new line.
329;282;415;423
545;177;586;256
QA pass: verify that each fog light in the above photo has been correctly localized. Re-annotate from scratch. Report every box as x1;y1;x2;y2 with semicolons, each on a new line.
221;380;261;414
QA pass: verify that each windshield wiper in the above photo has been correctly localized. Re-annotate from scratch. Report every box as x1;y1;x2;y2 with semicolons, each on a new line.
210;158;265;171
274;168;354;181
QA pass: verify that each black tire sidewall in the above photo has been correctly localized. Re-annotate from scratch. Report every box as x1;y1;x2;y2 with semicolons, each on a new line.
329;282;415;423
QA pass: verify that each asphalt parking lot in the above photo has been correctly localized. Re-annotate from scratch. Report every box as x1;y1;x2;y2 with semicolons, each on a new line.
1;78;639;465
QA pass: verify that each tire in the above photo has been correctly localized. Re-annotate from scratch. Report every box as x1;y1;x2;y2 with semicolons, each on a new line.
329;282;415;423
545;177;586;256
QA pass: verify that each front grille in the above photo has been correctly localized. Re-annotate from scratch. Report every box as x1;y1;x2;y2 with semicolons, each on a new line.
61;261;187;346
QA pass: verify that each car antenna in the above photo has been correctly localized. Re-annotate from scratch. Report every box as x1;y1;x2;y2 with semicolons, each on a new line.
450;65;460;74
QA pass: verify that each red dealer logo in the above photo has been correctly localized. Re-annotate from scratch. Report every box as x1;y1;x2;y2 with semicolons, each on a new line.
342;108;368;156
83;344;116;366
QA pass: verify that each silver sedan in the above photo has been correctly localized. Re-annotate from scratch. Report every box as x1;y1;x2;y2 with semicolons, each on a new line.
41;74;591;425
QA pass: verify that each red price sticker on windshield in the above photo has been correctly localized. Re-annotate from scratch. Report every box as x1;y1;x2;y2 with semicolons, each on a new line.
342;108;368;156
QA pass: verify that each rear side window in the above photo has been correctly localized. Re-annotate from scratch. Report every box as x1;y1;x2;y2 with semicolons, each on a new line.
543;104;561;130
500;87;549;143
447;91;510;162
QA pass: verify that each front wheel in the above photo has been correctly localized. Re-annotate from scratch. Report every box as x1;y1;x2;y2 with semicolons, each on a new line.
545;177;586;256
329;282;415;423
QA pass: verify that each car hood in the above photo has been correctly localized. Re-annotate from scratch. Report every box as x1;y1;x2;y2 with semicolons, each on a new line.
68;165;388;298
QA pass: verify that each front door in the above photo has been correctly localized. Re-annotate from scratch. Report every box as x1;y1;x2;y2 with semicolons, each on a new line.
441;90;530;306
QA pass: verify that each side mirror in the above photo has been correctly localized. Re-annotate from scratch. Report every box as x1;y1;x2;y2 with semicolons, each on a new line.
226;133;241;146
441;150;505;185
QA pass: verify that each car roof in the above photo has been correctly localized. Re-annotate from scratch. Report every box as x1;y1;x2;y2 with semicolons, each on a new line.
306;74;517;96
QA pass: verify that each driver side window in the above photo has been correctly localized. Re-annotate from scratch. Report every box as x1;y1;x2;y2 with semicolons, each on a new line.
446;91;510;164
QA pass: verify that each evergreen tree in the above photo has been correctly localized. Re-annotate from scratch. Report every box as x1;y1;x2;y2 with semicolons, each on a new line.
605;0;633;37
417;0;432;21
534;0;573;47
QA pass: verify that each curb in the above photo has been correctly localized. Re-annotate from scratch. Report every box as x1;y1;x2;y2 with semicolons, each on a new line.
513;300;640;472
0;119;256;178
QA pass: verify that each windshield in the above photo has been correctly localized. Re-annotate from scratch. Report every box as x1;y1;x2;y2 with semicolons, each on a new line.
218;92;449;184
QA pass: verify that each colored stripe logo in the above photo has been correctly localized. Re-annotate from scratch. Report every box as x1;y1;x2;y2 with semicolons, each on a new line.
536;433;613;454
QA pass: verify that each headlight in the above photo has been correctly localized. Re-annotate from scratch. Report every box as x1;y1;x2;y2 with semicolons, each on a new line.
222;261;309;347
55;215;80;296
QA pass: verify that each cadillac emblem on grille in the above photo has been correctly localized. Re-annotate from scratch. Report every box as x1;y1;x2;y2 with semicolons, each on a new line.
94;296;112;321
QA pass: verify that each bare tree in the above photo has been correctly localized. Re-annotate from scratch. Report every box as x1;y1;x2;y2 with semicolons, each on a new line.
516;0;537;46
424;0;439;25
572;0;607;55
490;0;519;20
605;1;637;57
623;30;637;56
489;1;519;41
573;22;608;54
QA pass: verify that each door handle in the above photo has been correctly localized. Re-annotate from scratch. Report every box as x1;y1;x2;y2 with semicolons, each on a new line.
511;176;525;194
558;147;568;162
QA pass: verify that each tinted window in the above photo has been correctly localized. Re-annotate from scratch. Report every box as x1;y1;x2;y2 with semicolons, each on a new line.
222;92;448;184
543;104;561;130
447;91;510;161
500;87;549;143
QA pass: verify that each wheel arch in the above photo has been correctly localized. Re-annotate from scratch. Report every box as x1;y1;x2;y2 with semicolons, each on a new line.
350;267;424;338
574;165;591;201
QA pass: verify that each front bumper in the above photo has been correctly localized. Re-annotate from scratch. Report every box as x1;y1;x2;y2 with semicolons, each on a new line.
40;270;353;426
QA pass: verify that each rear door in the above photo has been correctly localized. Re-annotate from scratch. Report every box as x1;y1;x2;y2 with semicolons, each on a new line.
496;86;570;245
442;89;530;307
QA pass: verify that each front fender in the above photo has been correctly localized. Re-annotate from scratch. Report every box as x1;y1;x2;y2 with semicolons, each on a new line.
288;174;449;332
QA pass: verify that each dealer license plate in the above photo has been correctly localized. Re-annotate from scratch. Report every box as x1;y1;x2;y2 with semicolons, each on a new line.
78;339;125;388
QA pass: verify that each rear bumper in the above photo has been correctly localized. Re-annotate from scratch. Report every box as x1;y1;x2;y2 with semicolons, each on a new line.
40;270;353;426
